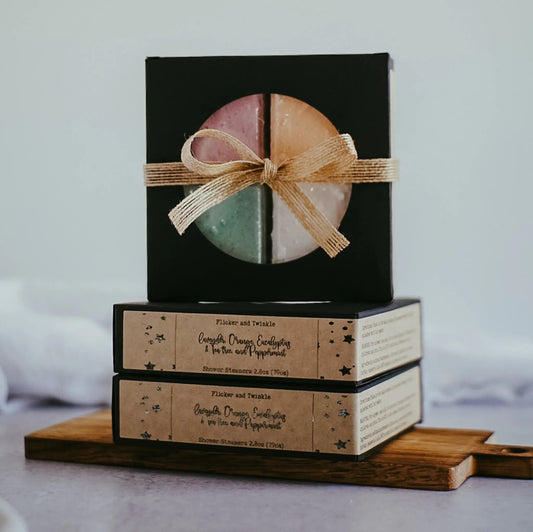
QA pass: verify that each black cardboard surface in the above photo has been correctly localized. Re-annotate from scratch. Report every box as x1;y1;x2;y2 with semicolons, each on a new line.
146;54;393;302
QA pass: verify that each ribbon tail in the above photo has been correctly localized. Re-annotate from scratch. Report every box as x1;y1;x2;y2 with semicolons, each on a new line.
270;182;350;258
168;171;259;235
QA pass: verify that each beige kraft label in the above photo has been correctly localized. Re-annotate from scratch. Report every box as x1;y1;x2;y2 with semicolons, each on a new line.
118;366;421;456
357;365;422;454
357;303;422;379
122;303;421;382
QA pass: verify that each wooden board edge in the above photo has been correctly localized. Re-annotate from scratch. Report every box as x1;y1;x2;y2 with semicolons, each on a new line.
24;409;112;442
24;434;459;491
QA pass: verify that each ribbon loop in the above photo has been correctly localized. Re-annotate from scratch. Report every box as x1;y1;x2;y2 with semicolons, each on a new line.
181;129;262;178
145;129;398;257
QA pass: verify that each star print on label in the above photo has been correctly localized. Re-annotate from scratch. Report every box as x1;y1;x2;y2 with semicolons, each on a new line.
343;334;355;344
155;334;166;342
144;361;155;370
334;439;347;449
339;409;350;418
339;365;352;376
140;431;152;439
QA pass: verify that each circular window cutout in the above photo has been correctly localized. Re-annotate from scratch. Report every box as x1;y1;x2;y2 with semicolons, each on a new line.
184;94;351;264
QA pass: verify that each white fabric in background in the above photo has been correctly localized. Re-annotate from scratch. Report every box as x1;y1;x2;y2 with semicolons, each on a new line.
0;497;27;532
423;331;533;406
0;279;143;412
0;368;7;413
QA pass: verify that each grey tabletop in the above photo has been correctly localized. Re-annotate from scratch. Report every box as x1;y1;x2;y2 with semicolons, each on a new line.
1;403;532;532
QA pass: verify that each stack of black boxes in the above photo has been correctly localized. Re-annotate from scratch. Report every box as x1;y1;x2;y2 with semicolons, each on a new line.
112;54;423;461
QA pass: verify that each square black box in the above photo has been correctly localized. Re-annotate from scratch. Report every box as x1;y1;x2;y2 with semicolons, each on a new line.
112;363;422;461
113;298;422;389
146;54;393;302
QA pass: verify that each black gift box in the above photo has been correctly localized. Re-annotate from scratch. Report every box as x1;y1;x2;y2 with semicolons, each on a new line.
112;363;422;460
113;298;421;388
146;54;393;302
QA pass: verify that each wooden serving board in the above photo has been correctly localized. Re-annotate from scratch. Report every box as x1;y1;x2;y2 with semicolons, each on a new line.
25;410;533;491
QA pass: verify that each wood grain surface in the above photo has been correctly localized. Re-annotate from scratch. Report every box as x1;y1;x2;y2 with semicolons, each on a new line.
24;410;533;491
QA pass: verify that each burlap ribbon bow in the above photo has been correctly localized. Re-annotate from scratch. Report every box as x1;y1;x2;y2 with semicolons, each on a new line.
144;129;398;258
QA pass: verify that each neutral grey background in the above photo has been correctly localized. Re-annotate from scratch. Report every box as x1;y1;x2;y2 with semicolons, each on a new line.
2;0;532;356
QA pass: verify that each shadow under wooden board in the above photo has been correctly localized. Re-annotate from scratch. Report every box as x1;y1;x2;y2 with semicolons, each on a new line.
24;410;533;491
